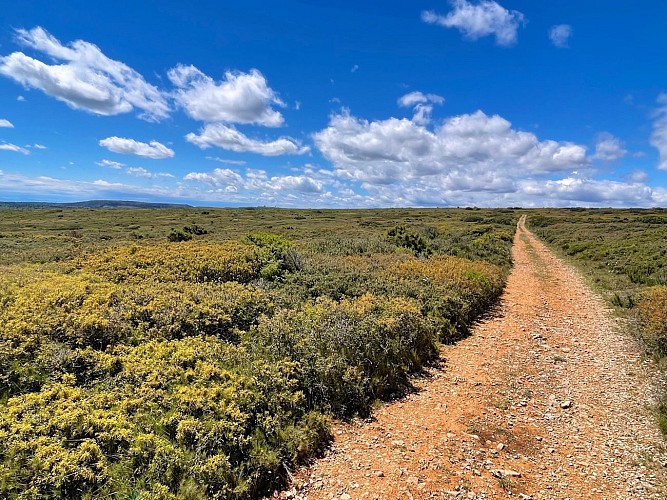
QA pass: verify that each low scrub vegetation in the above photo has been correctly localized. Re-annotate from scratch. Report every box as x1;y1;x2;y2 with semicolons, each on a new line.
0;207;516;498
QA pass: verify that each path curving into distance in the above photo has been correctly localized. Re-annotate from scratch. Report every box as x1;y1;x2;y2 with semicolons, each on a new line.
283;215;667;499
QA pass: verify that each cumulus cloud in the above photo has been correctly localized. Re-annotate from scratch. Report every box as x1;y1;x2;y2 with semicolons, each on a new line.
0;142;29;154
99;137;175;159
422;0;525;47
97;159;125;169
184;167;325;196
0;119;14;128
398;91;445;125
270;175;324;193
651;93;667;170
549;24;573;48
184;168;244;188
304;107;651;207
168;65;285;126
592;132;627;161
0;27;169;120
185;123;309;156
314;109;587;187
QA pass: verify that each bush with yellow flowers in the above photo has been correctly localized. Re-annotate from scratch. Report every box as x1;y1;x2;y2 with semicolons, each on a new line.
0;222;514;498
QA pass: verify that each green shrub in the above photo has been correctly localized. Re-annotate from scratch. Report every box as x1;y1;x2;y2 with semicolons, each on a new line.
168;228;193;242
248;294;438;417
246;232;303;278
387;225;431;257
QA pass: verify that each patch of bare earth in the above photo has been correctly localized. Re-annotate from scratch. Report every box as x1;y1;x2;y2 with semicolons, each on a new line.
277;216;667;500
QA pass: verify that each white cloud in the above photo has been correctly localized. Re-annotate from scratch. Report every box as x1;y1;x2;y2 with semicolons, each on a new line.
184;168;244;187
0;27;169;120
422;0;525;47
126;167;174;178
592;132;627;161
651;93;667;170
549;24;573;48
0;119;14;128
184;167;325;197
185;123;309;156
626;169;649;183
398;91;444;108
205;156;247;166
96;159;125;169
269;175;324;193
16;95;25;102
313;109;587;188
305;108;648;207
33;144;47;149
168;65;284;126
398;91;445;125
0;170;180;200
519;177;652;206
99;137;175;159
351;64;359;73
0;142;29;154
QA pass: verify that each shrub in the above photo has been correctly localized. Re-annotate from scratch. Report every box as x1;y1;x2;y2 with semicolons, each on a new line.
387;225;431;257
0;337;331;499
168;228;193;242
0;271;272;398
184;224;208;235
246;232;303;279
73;242;261;284
635;286;667;357
248;294;438;417
0;211;517;497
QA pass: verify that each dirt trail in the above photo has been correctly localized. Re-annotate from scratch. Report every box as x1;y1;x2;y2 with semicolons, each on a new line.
284;216;667;499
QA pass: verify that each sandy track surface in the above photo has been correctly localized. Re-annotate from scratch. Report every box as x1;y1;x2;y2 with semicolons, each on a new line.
280;216;667;499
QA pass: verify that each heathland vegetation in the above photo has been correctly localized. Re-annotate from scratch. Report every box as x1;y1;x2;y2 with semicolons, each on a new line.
527;208;667;432
0;207;515;499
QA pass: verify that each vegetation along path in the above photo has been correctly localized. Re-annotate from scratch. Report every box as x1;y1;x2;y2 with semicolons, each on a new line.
285;216;667;499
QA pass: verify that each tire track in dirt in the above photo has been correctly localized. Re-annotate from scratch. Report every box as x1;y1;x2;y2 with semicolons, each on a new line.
281;216;667;500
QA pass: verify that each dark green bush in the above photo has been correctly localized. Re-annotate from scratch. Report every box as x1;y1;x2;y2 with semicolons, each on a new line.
168;228;193;242
247;295;438;417
386;225;431;257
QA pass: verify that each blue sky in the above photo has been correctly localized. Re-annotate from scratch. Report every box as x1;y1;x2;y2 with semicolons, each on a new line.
1;0;666;207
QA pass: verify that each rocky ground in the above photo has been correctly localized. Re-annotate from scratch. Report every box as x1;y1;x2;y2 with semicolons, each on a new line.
275;216;667;499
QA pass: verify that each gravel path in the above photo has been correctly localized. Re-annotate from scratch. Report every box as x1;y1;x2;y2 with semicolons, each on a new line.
280;216;667;499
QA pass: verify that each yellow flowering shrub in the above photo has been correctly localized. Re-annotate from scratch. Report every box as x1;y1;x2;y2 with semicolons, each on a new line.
73;241;261;284
0;222;514;498
0;271;271;400
0;337;330;499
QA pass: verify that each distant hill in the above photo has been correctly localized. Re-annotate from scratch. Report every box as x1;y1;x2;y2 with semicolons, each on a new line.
0;200;193;209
